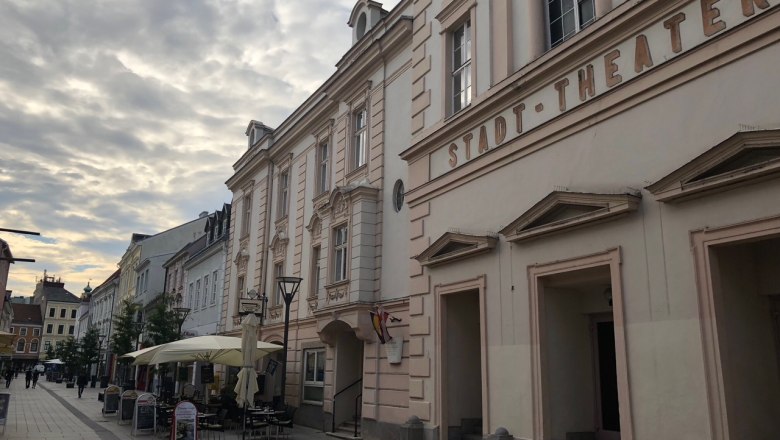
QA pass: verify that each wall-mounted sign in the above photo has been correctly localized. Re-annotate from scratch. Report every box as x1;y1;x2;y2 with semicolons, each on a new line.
201;364;214;384
431;0;776;179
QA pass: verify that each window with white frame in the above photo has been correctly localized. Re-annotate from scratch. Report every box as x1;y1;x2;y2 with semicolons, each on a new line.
33;328;40;336
352;108;367;170
71;309;76;319
46;324;52;333
317;141;329;194
302;348;326;404
451;19;472;114
188;282;194;308
44;340;51;351
274;262;284;305
16;338;25;352
60;308;66;318
30;339;38;352
278;170;290;219
548;0;595;48
333;225;348;282
195;279;201;310
310;246;321;297
20;328;27;336
203;275;209;308
241;195;252;237
235;275;246;313
144;269;149;292
211;270;218;304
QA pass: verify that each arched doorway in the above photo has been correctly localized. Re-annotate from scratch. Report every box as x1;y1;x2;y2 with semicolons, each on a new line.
321;320;364;433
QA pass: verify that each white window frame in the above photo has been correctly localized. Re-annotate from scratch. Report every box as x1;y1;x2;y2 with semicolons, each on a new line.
310;246;321;298
188;283;194;308
302;348;326;404
211;270;218;304
547;0;596;48
30;339;38;353
195;279;201;311
451;19;472;114
352;108;368;170
203;275;209;308
16;338;25;353
333;225;349;283
20;328;27;336
46;324;52;334
241;195;252;237
278;170;290;219
317;141;329;194
274;262;284;306
33;328;40;336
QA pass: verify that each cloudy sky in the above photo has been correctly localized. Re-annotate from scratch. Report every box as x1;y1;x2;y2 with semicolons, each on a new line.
0;0;401;297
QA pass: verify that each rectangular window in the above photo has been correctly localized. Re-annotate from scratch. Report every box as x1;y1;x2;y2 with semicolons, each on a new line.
16;340;25;352
30;340;38;352
20;328;27;336
57;325;64;335
49;308;55;317
195;280;201;310
144;269;149;292
46;324;53;334
302;348;326;404
211;270;218;304
274;262;284;305
71;309;76;319
452;20;472;114
68;325;74;335
241;195;252;237
188;283;194;308
44;340;51;351
136;275;141;295
278;170;290;219
333;226;348;282
352;108;367;170
310;246;321;298
60;308;66;318
203;275;209;308
548;0;595;48
235;275;245;313
33;328;40;336
317;141;329;194
9;327;13;334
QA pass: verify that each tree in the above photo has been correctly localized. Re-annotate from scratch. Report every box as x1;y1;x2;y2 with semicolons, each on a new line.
146;292;181;345
56;337;80;381
44;343;55;360
110;298;142;384
78;326;101;374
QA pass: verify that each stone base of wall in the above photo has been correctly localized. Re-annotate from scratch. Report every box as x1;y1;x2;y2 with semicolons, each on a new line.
297;403;326;431
362;418;439;440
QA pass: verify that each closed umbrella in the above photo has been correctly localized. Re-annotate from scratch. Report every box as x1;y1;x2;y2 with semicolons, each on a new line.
235;313;260;439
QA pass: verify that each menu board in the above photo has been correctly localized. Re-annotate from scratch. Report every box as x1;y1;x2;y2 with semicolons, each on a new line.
103;385;121;415
172;401;197;440
201;364;214;384
133;393;156;435
119;390;138;425
0;393;9;426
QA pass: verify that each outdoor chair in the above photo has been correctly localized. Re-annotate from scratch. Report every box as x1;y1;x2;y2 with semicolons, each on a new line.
201;408;229;440
268;405;297;439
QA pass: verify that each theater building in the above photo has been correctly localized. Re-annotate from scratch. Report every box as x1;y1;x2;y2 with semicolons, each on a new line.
401;1;780;440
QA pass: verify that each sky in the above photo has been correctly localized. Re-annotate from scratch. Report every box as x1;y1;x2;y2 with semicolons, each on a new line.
0;0;402;297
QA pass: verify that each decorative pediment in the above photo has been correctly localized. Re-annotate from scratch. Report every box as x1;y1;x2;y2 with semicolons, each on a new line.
270;231;289;262
306;214;322;242
329;190;350;221
415;232;497;267
646;129;780;202
233;244;249;273
500;191;641;243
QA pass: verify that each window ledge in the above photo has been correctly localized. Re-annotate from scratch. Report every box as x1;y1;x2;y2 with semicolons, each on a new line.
325;281;350;305
345;164;368;183
274;215;289;228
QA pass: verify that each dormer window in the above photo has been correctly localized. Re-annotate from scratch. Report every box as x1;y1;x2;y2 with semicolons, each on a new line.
349;1;388;45
356;13;367;39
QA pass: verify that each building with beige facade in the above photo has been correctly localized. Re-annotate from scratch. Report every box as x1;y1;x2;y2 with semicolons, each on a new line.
399;1;780;440
32;274;80;358
224;0;413;436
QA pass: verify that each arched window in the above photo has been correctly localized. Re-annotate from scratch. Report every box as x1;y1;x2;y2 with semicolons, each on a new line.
16;338;25;352
30;339;39;353
356;12;367;39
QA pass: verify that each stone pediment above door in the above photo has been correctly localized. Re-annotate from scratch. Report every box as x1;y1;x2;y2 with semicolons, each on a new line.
499;191;641;243
646;129;780;202
415;231;497;267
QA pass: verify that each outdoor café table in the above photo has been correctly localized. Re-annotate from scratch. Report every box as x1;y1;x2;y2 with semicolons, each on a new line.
247;409;285;439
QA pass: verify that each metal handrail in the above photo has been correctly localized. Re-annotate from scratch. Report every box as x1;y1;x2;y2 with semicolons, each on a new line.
354;394;362;438
332;378;363;433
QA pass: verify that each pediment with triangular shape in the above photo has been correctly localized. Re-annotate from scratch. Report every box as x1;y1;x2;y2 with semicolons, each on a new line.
415;232;497;267
499;191;641;243
647;129;780;202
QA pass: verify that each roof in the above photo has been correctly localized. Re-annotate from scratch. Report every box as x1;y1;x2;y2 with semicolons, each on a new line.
11;303;42;326
0;238;12;262
39;280;80;303
163;235;207;268
93;269;121;291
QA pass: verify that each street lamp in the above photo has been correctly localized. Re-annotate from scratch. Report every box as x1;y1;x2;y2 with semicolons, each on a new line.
93;334;106;388
277;276;302;409
173;293;191;338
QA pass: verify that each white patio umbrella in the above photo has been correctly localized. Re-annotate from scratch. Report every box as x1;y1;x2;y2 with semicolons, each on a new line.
44;358;64;364
235;314;260;440
119;344;163;364
137;335;280;367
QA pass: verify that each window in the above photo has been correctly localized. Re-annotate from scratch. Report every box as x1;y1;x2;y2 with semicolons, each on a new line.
302;348;326;404
274;263;284;305
451;20;472;113
241;195;252;237
333;226;349;282
44;340;51;351
33;328;40;336
352;108;367;170
211;270;218;304
30;339;38;352
49;308;55;317
144;269;149;292
16;338;25;353
68;325;74;335
71;309;76;319
188;283;194;308
278;170;290;219
59;308;65;318
20;328;27;336
46;324;53;334
8;327;13;334
136;275;141;295
203;276;209;308
310;246;321;298
235;275;246;313
317;141;329;194
548;0;595;48
57;325;64;334
195;280;201;310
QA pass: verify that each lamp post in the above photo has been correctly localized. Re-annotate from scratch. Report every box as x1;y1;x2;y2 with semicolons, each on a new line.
131;321;145;390
93;334;105;388
173;293;191;338
277;276;302;409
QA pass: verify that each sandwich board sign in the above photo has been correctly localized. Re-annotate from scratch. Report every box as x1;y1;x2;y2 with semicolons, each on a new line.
133;393;156;436
103;385;121;416
172;401;197;440
119;390;138;425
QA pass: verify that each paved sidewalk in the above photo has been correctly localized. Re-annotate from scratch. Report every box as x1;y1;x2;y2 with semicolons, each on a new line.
1;377;333;440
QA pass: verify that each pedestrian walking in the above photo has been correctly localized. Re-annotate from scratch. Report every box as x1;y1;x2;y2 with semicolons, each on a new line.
4;369;12;388
77;372;88;398
14;368;18;379
24;369;32;388
32;370;39;388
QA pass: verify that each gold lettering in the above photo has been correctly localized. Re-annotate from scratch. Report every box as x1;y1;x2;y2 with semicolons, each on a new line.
462;133;473;160
494;116;507;145
448;143;458;168
634;34;654;73
512;104;525;134
664;13;686;54
604;50;623;88
701;0;726;37
742;0;770;16
554;78;569;112
578;64;595;102
478;126;489;154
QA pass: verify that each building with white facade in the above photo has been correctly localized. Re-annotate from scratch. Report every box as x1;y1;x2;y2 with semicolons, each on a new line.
398;1;780;440
90;269;120;381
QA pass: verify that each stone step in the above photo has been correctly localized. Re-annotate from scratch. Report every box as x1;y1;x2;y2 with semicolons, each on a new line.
326;431;362;440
